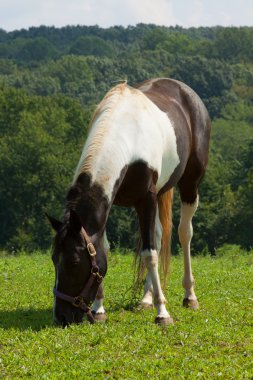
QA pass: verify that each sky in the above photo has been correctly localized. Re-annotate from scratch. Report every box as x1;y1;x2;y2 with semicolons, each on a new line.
0;0;252;32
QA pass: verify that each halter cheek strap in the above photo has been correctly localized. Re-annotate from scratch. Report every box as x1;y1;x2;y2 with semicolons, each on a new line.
53;227;103;324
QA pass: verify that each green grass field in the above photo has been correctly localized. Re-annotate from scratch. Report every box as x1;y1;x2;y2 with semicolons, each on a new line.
0;248;252;379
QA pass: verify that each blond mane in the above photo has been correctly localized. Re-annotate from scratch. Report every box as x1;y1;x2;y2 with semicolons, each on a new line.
74;82;128;179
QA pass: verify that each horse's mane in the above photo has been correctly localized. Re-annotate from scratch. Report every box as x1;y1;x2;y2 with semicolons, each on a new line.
89;81;128;129
74;81;128;178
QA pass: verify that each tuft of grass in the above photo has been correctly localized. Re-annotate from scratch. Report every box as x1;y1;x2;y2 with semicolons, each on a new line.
0;248;252;379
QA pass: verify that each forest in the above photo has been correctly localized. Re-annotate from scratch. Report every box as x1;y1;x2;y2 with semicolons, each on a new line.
0;24;252;253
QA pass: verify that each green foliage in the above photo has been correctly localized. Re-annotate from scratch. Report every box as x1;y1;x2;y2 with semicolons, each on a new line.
69;36;115;57
14;37;60;63
213;27;253;62
190;116;253;252
0;251;252;378
0;87;91;251
0;37;59;63
107;206;138;250
0;25;253;252
215;244;246;257
169;56;234;118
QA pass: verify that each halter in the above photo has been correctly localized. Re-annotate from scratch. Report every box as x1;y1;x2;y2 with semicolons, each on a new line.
53;227;103;324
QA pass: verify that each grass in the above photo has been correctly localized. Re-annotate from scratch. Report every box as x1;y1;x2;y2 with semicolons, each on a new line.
0;248;252;379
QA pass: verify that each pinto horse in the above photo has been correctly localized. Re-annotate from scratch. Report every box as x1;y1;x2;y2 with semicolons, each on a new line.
47;78;211;326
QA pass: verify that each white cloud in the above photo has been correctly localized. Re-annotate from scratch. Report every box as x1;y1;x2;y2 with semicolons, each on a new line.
123;0;179;26
188;0;206;26
0;0;252;31
0;0;178;30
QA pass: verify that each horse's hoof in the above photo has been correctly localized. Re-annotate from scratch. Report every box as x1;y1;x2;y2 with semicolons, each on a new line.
92;312;107;322
138;302;154;310
183;298;199;310
155;316;174;325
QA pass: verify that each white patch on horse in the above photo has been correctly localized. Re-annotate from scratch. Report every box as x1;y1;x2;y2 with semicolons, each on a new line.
74;83;180;201
178;196;199;301
92;298;105;314
140;206;163;307
141;248;171;319
102;230;110;254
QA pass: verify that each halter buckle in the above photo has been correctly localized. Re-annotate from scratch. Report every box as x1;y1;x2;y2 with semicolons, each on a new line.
91;267;103;283
87;242;96;256
96;272;103;283
72;296;83;308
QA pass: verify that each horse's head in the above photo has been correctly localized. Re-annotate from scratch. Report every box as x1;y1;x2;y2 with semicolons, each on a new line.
47;209;107;327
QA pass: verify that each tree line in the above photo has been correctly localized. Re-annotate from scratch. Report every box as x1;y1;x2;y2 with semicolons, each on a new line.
0;24;252;253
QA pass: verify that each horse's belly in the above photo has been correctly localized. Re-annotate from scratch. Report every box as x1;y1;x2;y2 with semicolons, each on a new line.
113;148;181;207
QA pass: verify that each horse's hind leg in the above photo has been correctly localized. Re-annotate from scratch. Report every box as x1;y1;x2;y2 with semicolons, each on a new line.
140;206;162;309
178;196;199;309
178;174;201;310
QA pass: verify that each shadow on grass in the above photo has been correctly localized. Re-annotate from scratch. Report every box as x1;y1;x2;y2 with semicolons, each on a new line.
0;307;54;331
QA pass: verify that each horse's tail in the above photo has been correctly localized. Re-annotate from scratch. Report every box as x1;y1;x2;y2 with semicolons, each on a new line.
158;188;173;288
134;188;173;290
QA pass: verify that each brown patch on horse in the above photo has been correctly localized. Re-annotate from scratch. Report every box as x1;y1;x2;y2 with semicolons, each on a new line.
158;189;173;288
137;78;211;203
66;172;109;236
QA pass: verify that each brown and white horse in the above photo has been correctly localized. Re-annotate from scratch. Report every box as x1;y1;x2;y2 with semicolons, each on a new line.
47;78;211;326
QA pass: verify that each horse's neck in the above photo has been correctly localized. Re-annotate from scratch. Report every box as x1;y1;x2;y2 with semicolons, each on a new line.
75;135;128;203
66;173;111;237
74;88;135;202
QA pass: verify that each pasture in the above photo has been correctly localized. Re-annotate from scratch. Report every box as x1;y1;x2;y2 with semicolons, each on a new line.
0;248;252;379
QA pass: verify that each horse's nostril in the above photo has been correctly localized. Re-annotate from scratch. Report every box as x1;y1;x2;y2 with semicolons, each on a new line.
54;305;84;326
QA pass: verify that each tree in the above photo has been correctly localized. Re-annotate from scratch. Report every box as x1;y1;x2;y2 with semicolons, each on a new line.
0;87;90;251
214;27;253;62
14;37;59;62
168;56;234;118
69;36;115;58
229;139;253;248
0;24;253;252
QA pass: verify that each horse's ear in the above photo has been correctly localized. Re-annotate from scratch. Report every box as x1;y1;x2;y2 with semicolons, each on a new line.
69;209;82;233
46;213;63;232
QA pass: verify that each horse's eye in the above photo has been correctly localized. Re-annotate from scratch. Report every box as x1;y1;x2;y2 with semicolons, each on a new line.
69;255;81;266
76;246;85;254
71;260;79;266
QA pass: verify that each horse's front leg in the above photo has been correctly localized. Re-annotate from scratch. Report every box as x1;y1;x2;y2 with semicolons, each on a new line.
91;231;109;321
92;283;107;321
140;205;162;309
136;191;173;325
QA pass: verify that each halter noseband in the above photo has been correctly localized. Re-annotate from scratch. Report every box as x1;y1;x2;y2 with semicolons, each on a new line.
53;227;103;324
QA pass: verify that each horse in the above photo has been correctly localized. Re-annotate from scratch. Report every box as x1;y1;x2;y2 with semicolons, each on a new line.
47;78;211;326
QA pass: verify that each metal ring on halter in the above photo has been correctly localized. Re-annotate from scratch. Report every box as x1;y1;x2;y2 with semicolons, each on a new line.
72;295;84;308
91;266;103;283
87;242;96;256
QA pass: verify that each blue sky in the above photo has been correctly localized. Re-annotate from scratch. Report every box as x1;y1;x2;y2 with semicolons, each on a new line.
0;0;252;31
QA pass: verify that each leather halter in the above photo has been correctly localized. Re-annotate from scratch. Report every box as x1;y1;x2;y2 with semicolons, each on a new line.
53;227;103;324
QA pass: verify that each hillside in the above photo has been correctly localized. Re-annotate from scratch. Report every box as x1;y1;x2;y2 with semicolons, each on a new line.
0;24;252;252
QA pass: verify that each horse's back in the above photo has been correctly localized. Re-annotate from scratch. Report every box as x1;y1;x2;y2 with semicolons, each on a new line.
137;78;211;158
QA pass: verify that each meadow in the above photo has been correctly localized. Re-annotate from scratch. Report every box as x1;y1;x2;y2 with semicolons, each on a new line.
0;248;252;379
